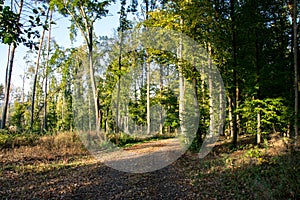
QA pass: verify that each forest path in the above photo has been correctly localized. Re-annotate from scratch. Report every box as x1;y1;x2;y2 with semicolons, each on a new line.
0;138;200;199
94;138;187;173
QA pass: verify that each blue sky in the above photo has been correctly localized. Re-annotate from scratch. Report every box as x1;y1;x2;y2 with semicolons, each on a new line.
0;1;121;90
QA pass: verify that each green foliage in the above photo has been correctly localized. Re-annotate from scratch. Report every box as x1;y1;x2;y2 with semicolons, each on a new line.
238;98;290;135
0;4;22;45
108;132;175;147
244;146;264;159
0;2;44;49
0;132;39;149
10;101;27;131
52;0;113;42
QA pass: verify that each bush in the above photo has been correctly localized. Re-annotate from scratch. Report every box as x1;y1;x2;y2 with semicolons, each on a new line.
0;131;39;149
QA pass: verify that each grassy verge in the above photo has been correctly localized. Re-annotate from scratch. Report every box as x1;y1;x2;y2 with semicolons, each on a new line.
108;132;176;147
182;135;300;199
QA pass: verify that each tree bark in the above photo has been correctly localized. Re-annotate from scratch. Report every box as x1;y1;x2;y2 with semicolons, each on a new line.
159;64;164;135
1;44;16;129
178;18;186;136
145;0;151;135
1;0;24;129
43;10;53;132
292;0;299;145
193;68;202;144
230;0;238;148
30;8;50;131
87;29;101;135
255;30;261;144
208;45;214;137
146;60;151;135
257;109;261;144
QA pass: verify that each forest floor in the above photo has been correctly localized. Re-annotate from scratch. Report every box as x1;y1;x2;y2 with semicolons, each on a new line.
0;133;299;199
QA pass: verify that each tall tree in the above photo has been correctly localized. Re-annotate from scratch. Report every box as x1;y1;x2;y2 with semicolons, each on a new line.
144;0;151;135
289;0;299;144
43;9;53;131
53;0;113;133
0;0;44;129
0;0;24;129
229;0;238;148
116;0;131;134
30;6;50;131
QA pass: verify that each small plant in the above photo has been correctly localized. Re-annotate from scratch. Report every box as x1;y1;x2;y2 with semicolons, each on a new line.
244;146;264;159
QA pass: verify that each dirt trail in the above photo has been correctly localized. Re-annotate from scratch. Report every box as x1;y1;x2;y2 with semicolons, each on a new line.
0;138;199;199
94;138;187;173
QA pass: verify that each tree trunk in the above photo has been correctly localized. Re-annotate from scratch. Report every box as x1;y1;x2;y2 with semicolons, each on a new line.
230;0;238;148
255;29;261;144
1;44;16;129
257;109;261;144
159;64;164;135
5;46;10;86
116;49;122;134
178;18;186;136
43;10;53;132
89;94;92;133
30;8;50;131
145;0;151;135
208;45;214;137
146;61;151;135
228;96;234;138
292;0;299;145
219;83;225;136
193;69;202;144
1;0;24;129
87;28;100;136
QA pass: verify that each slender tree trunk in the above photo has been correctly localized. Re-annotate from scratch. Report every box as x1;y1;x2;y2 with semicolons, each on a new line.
201;74;206;124
146;60;151;135
145;0;151;135
159;64;163;135
178;18;186;136
230;0;238;148
115;52;122;134
292;0;299;145
1;0;24;129
193;68;202;143
219;83;224;135
255;30;261;144
236;81;240;135
208;45;214;137
89;94;92;133
228;96;234;138
116;0;127;134
1;45;16;129
87;29;100;136
5;46;11;86
257;109;261;144
43;10;53;132
105;107;109;133
30;8;50;131
124;103;129;133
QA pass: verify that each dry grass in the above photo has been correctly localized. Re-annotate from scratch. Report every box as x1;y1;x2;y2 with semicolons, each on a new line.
0;132;92;175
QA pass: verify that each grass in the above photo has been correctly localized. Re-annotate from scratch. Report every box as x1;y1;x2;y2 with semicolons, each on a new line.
0;131;90;174
108;132;176;147
183;134;300;199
